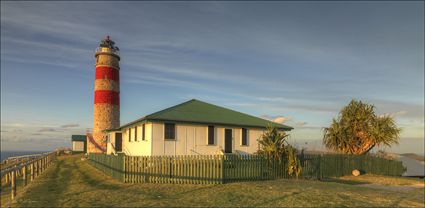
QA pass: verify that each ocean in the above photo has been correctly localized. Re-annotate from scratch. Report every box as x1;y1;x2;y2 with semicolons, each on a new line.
1;151;49;162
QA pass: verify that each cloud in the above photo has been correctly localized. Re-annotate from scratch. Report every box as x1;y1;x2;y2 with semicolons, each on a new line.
273;117;288;124
1;136;37;143
60;123;79;128
261;115;293;124
296;121;308;127
3;123;27;127
2;135;68;144
38;128;62;132
379;111;408;118
295;125;323;130
261;115;314;129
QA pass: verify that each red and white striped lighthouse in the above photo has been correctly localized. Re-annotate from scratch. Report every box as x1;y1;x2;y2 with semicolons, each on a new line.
88;36;120;154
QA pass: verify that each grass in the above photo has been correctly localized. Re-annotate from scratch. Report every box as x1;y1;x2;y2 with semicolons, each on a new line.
339;174;425;186
3;155;424;207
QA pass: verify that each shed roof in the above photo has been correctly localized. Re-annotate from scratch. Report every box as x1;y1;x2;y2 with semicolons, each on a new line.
116;99;293;131
71;135;86;142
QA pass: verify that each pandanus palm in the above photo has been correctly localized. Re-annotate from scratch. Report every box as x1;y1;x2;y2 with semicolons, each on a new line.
257;125;289;162
323;99;401;155
257;125;301;178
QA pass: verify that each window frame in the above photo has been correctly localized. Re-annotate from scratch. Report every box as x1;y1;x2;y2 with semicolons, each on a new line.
134;126;138;142
241;128;248;146
164;123;176;140
128;128;131;142
207;126;215;145
142;124;145;141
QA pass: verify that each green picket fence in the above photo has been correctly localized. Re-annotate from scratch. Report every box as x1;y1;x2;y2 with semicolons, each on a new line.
88;153;124;181
88;153;406;184
222;154;291;182
124;155;223;184
299;154;406;178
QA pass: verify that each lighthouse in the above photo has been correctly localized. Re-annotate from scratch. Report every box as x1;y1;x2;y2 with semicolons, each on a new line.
88;36;120;154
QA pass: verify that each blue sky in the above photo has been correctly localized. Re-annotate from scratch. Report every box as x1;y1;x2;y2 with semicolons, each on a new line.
1;2;424;154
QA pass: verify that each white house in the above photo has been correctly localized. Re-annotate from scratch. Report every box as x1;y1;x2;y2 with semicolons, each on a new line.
105;99;293;156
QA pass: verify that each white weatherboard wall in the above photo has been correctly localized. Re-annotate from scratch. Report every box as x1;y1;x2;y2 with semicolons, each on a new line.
106;132;117;155
121;123;152;156
72;141;84;152
150;122;265;156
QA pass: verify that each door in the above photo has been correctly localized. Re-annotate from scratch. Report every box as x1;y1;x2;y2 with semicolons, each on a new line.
224;129;232;153
115;133;122;152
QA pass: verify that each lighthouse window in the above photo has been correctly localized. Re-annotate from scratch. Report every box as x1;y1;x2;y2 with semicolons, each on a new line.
164;123;175;140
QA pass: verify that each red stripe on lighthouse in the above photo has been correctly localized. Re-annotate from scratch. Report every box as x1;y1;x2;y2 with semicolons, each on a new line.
94;90;119;105
95;66;119;81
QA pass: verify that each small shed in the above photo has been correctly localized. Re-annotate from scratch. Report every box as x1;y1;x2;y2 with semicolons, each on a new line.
71;135;87;153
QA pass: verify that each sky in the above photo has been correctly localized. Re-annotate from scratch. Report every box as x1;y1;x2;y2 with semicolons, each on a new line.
1;2;424;154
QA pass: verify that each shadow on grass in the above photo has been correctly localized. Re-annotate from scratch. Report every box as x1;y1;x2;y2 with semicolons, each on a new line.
320;178;370;185
251;191;302;207
73;159;122;191
168;185;216;199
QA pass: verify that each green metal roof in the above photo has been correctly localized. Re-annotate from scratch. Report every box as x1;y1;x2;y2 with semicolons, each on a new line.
119;99;293;130
71;135;86;142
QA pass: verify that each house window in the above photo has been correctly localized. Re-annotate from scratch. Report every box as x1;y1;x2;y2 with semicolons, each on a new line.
142;124;145;140
164;123;175;140
208;126;214;145
134;126;138;142
128;128;131;142
241;128;248;146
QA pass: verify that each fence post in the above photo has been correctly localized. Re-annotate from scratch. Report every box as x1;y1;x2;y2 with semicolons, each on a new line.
11;170;16;200
34;160;38;177
38;159;41;176
5;172;9;184
319;155;322;179
221;155;225;184
122;155;126;183
31;162;35;181
23;165;27;186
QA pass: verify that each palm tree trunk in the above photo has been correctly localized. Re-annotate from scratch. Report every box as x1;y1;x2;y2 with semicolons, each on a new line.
361;143;376;155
